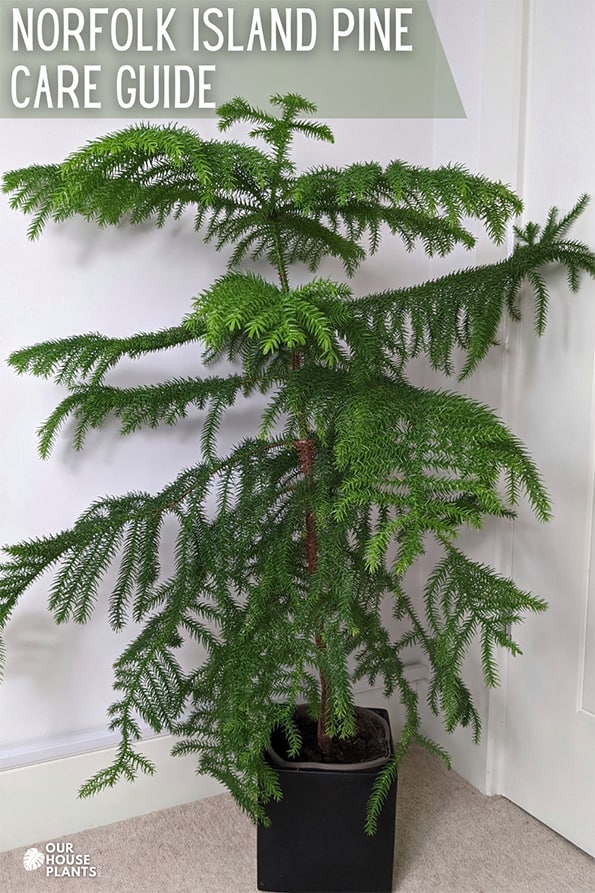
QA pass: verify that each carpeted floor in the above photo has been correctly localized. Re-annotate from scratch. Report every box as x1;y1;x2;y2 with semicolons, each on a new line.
1;744;593;892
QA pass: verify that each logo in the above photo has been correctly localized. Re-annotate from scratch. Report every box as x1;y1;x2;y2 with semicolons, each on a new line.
23;847;45;871
22;842;100;878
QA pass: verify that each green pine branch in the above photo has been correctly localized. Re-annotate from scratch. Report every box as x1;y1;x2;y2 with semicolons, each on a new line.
422;546;547;734
8;324;200;387
332;377;551;549
35;374;250;458
3;127;272;239
354;195;595;378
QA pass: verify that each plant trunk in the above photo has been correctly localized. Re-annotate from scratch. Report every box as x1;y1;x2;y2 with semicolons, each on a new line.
294;434;333;756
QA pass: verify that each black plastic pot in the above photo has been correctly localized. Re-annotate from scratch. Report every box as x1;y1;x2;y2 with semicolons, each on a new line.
257;707;397;893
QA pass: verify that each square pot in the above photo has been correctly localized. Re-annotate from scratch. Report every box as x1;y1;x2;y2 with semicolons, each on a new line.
257;708;397;893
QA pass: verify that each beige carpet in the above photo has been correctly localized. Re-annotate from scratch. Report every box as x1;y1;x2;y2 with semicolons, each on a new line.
1;745;593;892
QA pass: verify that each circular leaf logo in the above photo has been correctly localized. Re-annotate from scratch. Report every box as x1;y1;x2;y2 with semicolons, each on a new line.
23;847;45;871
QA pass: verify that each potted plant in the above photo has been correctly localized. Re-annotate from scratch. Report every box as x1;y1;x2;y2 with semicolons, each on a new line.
1;94;594;892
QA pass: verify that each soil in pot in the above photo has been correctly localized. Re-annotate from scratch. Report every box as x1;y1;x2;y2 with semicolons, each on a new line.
270;705;390;766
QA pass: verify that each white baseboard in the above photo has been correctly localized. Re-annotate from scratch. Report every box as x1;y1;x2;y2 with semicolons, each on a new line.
0;667;428;854
0;734;224;853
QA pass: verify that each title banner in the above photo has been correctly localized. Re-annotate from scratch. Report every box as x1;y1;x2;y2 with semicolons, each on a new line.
0;1;465;117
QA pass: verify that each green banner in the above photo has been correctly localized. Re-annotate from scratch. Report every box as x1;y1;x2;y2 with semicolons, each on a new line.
0;0;465;118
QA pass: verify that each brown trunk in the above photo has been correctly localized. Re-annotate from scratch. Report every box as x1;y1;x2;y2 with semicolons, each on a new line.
315;633;332;753
294;435;332;756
